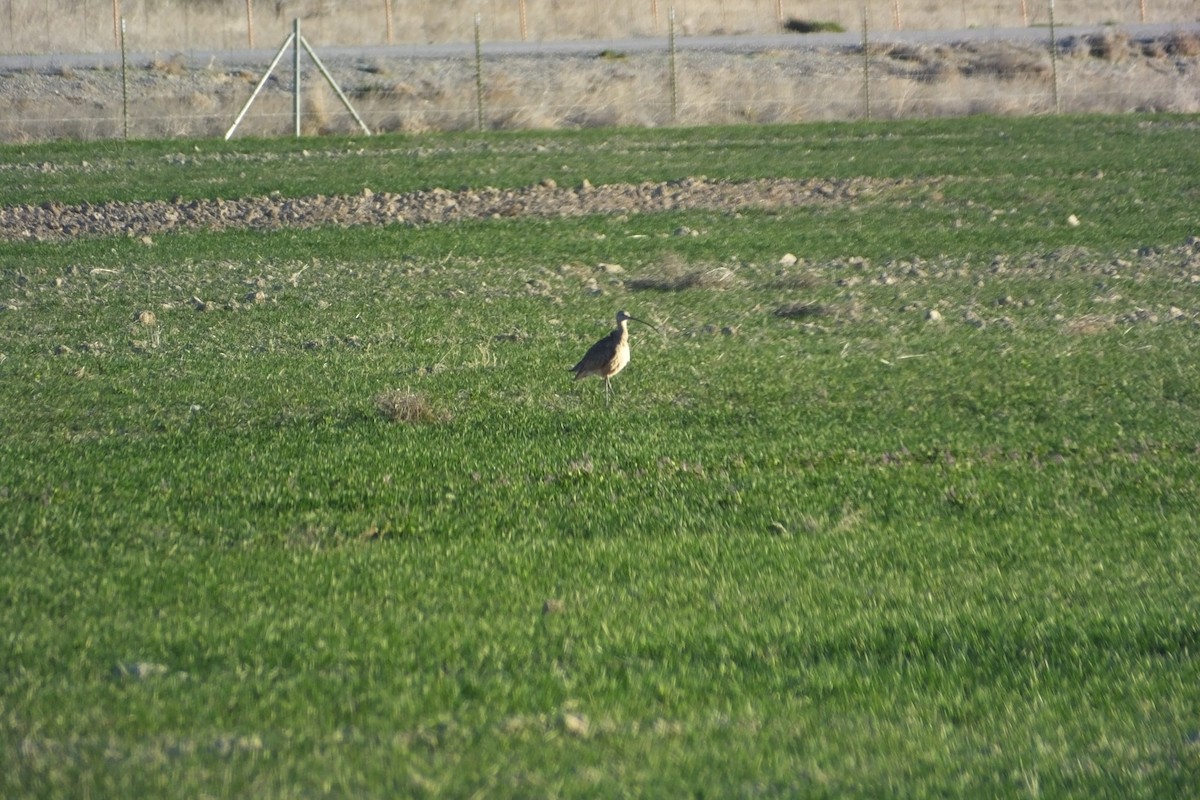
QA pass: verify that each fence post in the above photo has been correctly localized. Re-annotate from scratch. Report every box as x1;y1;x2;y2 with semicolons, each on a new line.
668;7;678;123
120;17;129;139
384;0;394;44
651;0;659;34
893;0;901;30
293;17;302;136
112;0;120;48
475;13;484;132
246;0;255;48
519;0;527;41
861;6;871;121
1020;0;1028;26
1048;0;1059;114
1139;0;1147;22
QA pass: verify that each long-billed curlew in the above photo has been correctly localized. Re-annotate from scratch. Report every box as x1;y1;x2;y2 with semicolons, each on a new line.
569;310;657;403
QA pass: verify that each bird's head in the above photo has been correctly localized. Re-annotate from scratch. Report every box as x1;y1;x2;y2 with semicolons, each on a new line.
616;310;657;330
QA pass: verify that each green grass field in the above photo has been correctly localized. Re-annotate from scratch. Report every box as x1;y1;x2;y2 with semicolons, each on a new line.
2;116;1199;798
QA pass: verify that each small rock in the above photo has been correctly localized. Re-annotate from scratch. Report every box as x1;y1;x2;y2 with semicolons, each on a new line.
925;308;943;323
1067;214;1080;227
779;253;798;266
136;310;157;326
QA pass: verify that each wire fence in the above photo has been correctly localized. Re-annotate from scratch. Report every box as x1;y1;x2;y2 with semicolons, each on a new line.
2;0;1191;54
1;3;1198;142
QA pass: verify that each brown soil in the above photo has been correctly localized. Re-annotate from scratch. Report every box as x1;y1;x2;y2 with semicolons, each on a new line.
0;176;923;241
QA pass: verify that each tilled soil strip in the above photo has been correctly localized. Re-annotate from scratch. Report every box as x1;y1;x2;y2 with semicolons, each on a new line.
0;176;924;241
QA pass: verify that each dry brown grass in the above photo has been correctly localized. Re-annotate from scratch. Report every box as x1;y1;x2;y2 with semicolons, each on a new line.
2;26;1198;140
148;55;187;76
774;301;830;319
628;255;738;292
5;0;1198;54
373;390;448;424
1165;30;1200;56
1061;314;1116;336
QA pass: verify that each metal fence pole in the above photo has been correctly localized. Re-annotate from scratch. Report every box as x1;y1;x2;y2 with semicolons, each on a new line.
120;17;129;139
1048;0;1060;114
475;13;485;132
294;17;302;136
668;7;678;122
861;6;871;121
225;27;298;139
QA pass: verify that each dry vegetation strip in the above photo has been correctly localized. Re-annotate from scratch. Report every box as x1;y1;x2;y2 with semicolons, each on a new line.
6;0;1200;53
1;30;1198;141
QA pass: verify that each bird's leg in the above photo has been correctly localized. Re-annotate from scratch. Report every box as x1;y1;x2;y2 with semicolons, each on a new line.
604;377;611;405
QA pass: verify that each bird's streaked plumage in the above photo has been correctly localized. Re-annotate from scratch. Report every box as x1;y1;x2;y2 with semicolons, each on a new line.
569;310;656;402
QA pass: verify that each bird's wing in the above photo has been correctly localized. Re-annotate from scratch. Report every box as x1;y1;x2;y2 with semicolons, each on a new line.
571;329;620;372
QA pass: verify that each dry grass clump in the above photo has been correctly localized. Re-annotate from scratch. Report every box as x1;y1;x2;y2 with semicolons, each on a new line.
373;390;448;424
147;56;187;76
960;44;1051;82
1164;31;1200;57
774;302;830;319
1061;314;1115;336
628;254;738;292
1075;30;1135;62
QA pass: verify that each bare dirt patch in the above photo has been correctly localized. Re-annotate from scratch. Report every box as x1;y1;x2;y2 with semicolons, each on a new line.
0;176;924;241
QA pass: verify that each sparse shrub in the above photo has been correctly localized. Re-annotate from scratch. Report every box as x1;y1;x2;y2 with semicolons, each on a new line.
1164;31;1200;57
783;19;844;34
961;45;1051;82
147;56;186;76
1087;30;1132;62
